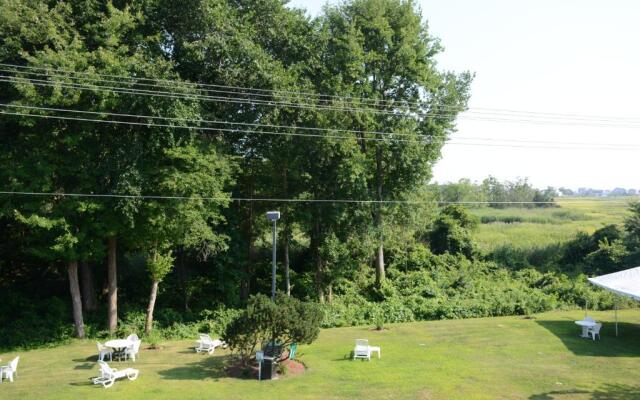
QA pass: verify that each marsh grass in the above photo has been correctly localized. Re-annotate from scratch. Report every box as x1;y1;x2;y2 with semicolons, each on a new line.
471;197;632;253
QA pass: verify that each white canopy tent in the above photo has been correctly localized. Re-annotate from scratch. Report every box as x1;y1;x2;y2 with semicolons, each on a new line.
587;266;640;336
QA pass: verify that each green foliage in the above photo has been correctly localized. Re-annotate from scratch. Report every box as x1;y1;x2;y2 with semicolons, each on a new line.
624;202;640;242
585;239;629;274
146;250;175;282
425;205;478;258
224;294;323;365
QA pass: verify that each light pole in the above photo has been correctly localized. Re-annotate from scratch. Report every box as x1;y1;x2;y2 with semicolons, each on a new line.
266;211;280;300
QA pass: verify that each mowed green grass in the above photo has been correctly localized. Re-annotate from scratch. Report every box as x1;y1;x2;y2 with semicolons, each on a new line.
3;309;640;399
471;197;634;253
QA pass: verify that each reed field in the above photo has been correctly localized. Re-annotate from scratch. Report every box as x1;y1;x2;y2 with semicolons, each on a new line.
471;197;635;253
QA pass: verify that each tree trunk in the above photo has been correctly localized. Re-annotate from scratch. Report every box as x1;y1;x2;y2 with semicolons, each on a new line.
67;261;85;338
145;280;159;334
374;146;385;286
241;178;255;302
312;209;325;303
177;250;190;312
327;283;333;304
283;166;291;296
79;261;96;312
284;232;291;296
107;236;118;333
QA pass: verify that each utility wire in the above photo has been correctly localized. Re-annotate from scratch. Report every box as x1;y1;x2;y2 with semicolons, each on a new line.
0;191;634;205
3;105;640;149
3;109;640;150
0;63;463;111
7;103;640;148
10;66;640;124
0;103;438;140
4;75;640;129
0;75;430;117
5;63;640;123
3;63;640;123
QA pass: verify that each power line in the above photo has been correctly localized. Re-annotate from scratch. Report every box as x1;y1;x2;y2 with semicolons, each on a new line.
0;63;463;112
0;75;430;117
0;110;420;143
0;103;438;140
8;103;640;148
7;63;640;122
3;63;640;124
0;191;634;205
4;74;640;129
3;108;640;150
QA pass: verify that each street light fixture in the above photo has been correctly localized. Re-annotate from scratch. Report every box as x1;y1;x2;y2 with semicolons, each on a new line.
266;211;280;300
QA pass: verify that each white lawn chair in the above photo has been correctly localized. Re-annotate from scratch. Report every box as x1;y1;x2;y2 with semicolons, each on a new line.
0;356;19;383
584;316;595;323
127;334;139;342
587;323;602;340
124;340;141;362
92;361;139;389
353;339;371;361
195;334;225;354
97;342;113;362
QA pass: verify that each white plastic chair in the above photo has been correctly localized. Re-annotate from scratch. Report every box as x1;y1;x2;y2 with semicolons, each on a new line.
124;340;141;361
127;334;139;342
195;334;225;355
97;342;113;362
92;361;139;389
0;356;19;383
587;323;602;340
353;339;371;361
584;316;595;323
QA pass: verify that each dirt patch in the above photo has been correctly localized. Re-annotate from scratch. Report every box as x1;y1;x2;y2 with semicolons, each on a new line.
280;359;306;378
225;358;306;380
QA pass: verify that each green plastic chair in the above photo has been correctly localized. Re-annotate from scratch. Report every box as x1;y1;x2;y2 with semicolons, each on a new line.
289;343;297;360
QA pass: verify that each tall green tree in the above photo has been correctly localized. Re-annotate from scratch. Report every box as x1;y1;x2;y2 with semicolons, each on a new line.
320;0;471;286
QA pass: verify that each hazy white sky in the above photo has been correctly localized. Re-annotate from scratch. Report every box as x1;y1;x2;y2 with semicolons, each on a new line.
287;0;640;190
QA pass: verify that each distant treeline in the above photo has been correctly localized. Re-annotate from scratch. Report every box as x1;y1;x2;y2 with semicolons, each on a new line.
433;177;557;208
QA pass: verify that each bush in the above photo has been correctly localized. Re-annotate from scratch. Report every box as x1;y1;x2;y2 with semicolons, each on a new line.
224;294;323;366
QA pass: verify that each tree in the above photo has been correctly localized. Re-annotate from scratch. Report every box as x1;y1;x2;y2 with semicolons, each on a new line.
425;205;478;259
321;0;471;286
145;250;174;333
0;0;209;334
624;202;640;242
224;293;323;366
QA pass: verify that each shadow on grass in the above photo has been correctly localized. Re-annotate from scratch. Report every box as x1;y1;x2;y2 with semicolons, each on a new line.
530;384;640;399
157;354;231;381
68;379;95;387
73;362;94;370
536;320;640;357
73;356;97;362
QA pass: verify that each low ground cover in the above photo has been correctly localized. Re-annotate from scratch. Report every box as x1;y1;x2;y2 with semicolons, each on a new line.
471;198;632;252
2;309;640;399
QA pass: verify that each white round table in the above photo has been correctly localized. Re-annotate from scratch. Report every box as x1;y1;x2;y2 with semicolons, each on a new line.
105;339;132;361
575;320;597;338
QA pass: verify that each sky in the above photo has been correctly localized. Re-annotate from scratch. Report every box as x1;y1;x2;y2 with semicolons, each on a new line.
287;0;640;190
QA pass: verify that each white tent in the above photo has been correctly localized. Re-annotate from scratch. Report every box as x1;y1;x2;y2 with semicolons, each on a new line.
587;266;640;336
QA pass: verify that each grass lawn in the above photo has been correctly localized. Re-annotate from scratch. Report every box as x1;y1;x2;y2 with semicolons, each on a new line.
3;309;640;399
471;197;634;253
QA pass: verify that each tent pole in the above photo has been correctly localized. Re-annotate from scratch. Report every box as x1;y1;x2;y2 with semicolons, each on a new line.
585;299;588;318
615;301;619;337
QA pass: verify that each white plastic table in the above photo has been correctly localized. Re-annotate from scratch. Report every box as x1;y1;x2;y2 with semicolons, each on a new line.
369;346;381;359
105;339;133;361
575;320;597;338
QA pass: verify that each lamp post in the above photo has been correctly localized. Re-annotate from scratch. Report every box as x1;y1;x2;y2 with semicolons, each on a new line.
266;211;280;300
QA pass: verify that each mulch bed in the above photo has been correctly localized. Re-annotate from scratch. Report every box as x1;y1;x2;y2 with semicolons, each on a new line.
226;357;306;380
